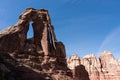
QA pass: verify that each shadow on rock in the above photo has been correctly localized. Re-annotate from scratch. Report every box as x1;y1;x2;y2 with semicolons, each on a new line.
74;65;90;80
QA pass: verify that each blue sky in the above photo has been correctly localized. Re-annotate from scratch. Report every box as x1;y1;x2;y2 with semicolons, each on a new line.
0;0;120;59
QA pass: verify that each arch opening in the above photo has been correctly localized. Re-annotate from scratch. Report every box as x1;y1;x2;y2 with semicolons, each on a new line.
27;21;34;39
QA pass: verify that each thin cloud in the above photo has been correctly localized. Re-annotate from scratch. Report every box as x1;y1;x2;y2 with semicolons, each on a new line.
99;26;120;51
98;26;120;59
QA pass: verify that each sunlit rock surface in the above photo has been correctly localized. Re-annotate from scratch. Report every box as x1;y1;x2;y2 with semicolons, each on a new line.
67;51;120;80
0;8;72;80
0;8;120;80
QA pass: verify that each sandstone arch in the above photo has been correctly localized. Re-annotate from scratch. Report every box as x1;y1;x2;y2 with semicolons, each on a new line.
0;8;66;59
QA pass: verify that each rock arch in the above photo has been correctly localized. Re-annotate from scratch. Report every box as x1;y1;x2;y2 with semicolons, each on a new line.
0;8;66;59
18;8;57;56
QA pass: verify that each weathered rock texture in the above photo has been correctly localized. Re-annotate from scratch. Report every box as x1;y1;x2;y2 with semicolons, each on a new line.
0;8;72;80
67;54;90;80
67;51;120;80
1;8;120;80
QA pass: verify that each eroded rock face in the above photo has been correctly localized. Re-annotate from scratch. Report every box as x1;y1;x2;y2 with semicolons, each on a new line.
67;54;90;80
67;51;120;80
0;8;72;80
99;51;120;80
81;54;100;80
67;54;80;70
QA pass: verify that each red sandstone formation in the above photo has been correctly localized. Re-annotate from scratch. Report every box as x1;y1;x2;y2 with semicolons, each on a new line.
67;51;120;80
0;8;72;80
0;8;120;80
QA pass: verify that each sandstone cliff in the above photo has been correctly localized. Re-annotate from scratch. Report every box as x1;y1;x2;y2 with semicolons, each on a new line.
0;8;72;80
67;51;120;80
